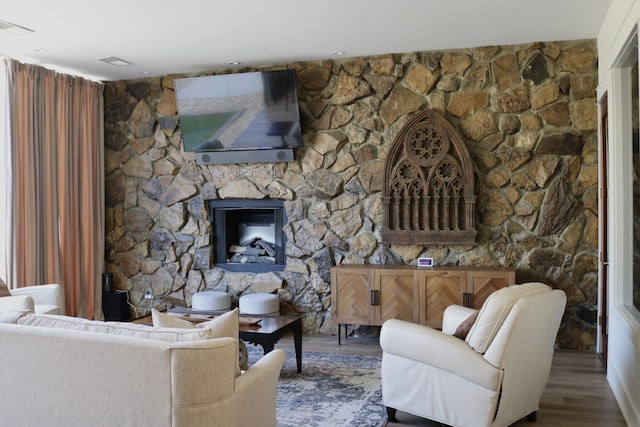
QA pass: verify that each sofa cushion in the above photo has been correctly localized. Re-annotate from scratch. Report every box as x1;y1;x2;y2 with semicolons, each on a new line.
17;313;219;342
465;282;550;353
19;308;242;376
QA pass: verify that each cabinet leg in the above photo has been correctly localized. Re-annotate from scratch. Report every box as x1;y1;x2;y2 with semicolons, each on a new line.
337;324;350;345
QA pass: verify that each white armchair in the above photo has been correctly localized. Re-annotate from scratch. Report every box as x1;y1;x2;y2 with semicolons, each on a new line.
380;282;566;427
0;284;64;315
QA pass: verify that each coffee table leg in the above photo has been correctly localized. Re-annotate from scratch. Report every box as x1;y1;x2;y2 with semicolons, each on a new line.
294;323;302;373
239;316;303;373
261;342;275;354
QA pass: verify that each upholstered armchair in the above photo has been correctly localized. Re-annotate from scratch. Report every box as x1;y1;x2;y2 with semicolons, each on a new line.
380;282;566;427
0;284;64;315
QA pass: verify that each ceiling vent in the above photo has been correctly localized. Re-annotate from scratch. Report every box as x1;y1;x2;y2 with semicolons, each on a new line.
98;56;133;67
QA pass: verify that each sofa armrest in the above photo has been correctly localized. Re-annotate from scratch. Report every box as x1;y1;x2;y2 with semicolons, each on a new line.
169;337;239;406
0;295;35;313
11;284;64;314
442;305;478;335
235;349;286;427
380;319;502;391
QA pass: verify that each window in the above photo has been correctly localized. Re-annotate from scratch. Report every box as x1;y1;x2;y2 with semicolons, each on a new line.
633;48;640;311
622;39;640;311
0;59;10;285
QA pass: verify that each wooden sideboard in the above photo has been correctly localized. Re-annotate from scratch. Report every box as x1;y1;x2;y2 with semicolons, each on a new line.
330;265;516;334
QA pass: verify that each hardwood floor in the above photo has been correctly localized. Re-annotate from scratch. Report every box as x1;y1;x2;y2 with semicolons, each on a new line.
273;334;627;427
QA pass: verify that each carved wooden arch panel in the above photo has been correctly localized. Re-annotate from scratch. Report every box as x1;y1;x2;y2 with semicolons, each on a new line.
382;109;477;245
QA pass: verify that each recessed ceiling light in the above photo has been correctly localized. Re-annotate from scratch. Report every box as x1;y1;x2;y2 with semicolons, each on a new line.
140;71;150;75
97;56;133;67
228;60;241;65
332;51;346;56
34;48;47;53
0;19;34;35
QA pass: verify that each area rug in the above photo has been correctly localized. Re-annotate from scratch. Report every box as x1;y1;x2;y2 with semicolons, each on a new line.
246;346;387;427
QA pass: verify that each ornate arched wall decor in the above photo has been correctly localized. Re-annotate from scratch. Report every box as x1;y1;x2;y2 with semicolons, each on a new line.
381;108;477;245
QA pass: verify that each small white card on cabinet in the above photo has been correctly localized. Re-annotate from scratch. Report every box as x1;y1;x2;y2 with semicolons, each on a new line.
418;257;433;268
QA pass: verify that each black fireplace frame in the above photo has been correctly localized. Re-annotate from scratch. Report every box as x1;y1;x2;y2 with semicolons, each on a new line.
208;198;287;273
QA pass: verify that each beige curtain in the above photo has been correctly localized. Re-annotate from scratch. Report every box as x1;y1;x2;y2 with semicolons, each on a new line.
10;61;104;318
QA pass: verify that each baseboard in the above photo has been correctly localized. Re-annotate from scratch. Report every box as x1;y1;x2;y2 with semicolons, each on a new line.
608;356;640;426
606;308;640;427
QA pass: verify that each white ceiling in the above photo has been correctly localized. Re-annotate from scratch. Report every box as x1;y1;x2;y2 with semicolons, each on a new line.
0;0;612;82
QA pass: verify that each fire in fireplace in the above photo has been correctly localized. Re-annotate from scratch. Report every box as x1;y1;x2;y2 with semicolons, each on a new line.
209;199;286;273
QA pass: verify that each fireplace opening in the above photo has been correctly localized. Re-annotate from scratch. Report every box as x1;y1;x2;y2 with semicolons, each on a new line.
209;199;286;273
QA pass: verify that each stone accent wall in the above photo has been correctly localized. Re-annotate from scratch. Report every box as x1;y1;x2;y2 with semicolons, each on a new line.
104;40;599;350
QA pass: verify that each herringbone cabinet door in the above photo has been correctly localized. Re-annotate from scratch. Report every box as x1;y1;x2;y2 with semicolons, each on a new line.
420;270;465;329
467;270;516;309
331;268;374;325
377;270;419;324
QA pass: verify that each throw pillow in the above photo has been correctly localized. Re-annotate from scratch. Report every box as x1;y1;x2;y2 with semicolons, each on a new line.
0;279;11;297
196;308;239;338
0;310;30;323
453;311;478;340
151;308;195;329
238;340;248;371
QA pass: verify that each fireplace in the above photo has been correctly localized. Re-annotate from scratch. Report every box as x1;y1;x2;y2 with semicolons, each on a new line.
209;199;287;272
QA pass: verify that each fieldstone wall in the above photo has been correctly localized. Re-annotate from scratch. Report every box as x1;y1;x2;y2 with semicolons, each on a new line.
104;39;599;350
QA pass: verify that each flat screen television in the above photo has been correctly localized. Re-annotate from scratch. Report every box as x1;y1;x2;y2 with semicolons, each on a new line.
174;70;302;164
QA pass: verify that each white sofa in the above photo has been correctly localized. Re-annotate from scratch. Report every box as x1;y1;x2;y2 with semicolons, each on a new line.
0;283;64;314
0;312;285;427
380;282;567;427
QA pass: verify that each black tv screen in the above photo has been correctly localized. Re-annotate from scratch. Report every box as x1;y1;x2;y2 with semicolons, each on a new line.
174;70;302;153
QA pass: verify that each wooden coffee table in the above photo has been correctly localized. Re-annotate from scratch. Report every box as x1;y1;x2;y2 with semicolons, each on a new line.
239;315;302;373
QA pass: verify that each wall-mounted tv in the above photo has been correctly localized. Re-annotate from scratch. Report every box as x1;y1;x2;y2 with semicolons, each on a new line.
174;70;302;165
